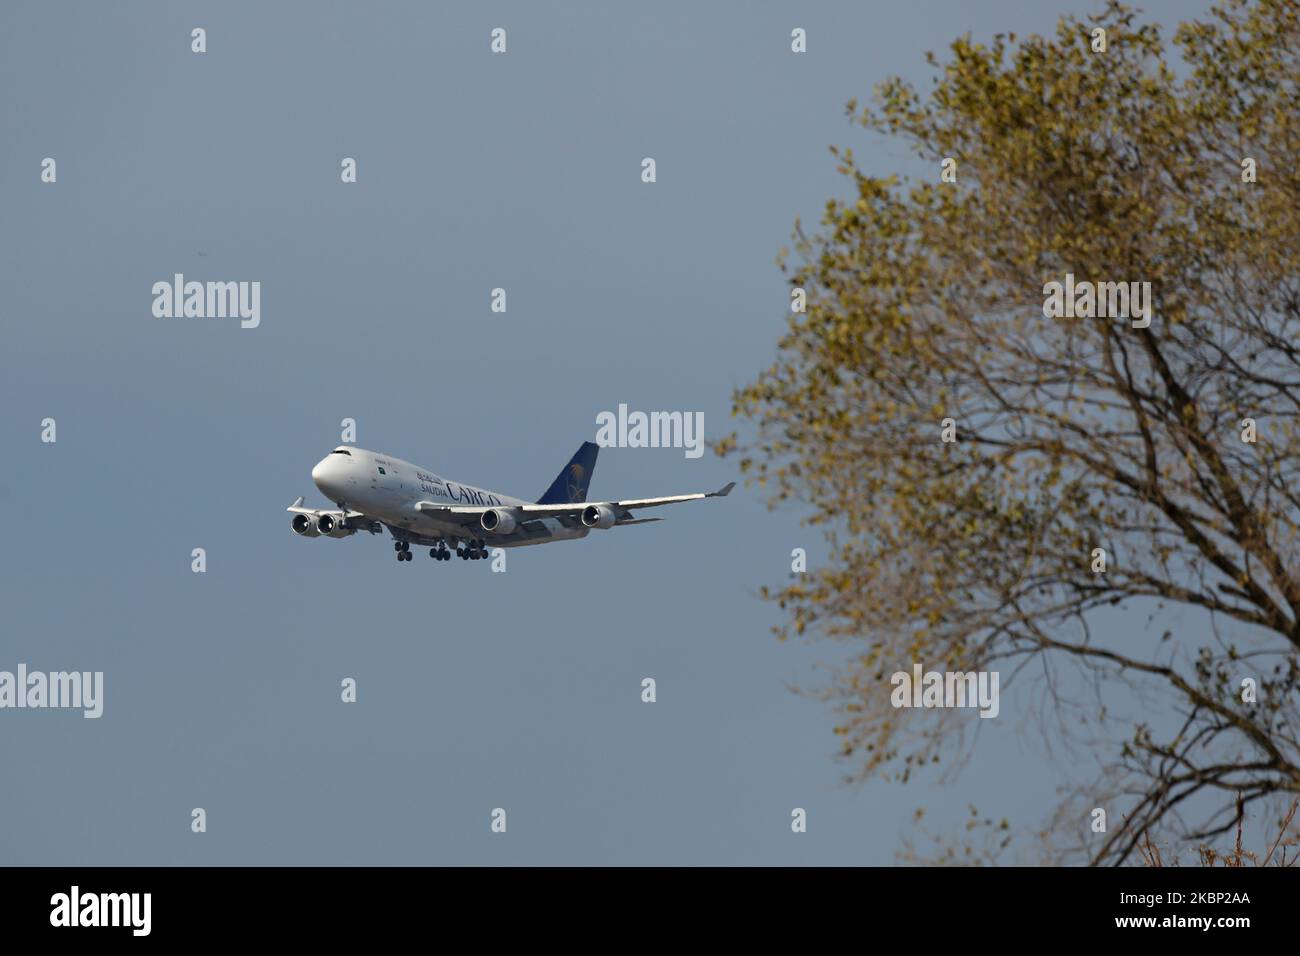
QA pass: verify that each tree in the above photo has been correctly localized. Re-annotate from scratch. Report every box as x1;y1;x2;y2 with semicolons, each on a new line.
719;0;1300;864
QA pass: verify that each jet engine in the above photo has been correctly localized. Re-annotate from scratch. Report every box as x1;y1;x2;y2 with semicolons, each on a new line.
316;513;355;538
581;504;616;529
480;508;517;535
291;513;321;537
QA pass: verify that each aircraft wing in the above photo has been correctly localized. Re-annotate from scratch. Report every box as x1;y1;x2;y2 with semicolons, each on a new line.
519;482;736;516
286;496;369;521
287;496;380;531
412;482;734;524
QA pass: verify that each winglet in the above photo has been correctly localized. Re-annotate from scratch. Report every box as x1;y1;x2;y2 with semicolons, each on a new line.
710;482;736;498
288;496;305;511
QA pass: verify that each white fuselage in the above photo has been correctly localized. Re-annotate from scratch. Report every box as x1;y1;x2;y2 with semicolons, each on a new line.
310;447;587;548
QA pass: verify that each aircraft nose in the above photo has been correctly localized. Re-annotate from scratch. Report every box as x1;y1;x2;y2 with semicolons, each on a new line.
311;457;335;494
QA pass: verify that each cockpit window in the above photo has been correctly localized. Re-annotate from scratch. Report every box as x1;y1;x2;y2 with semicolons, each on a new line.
331;449;352;456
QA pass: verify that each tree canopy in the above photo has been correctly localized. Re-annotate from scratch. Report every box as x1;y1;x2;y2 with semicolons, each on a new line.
721;0;1300;863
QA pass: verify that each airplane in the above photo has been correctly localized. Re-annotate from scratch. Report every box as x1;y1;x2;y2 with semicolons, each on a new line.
288;442;735;562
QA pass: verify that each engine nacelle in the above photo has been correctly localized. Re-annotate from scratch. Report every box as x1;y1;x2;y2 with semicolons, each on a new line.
581;504;616;530
480;508;517;535
315;514;355;538
291;513;321;537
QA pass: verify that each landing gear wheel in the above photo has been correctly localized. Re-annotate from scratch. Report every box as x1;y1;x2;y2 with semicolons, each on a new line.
394;541;403;552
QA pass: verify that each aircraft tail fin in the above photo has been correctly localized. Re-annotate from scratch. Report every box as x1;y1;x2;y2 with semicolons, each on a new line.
538;442;599;504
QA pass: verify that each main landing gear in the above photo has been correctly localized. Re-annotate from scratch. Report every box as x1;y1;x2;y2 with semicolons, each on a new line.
457;539;489;561
396;538;489;563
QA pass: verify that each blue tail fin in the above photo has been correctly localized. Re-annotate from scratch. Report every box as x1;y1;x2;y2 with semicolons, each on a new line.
538;442;599;504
